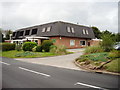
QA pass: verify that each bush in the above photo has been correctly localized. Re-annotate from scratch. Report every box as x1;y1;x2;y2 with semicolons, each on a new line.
108;50;120;59
23;42;37;51
32;46;37;52
41;40;53;52
1;43;16;51
15;44;22;51
100;34;115;52
36;45;42;52
84;46;104;54
50;45;67;55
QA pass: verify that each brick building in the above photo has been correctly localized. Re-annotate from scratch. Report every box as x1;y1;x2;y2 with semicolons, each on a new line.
12;21;95;48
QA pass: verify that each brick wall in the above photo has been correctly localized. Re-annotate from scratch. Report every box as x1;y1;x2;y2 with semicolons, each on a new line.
50;36;91;49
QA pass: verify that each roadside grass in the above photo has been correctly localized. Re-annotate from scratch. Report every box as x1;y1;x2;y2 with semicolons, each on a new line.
76;51;120;73
1;50;73;58
104;58;120;73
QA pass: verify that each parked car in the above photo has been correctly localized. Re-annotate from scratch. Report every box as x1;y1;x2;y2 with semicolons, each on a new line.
114;42;120;50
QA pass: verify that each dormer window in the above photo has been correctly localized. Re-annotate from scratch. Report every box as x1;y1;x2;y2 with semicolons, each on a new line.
12;32;16;37
71;27;75;33
46;26;51;32
25;30;30;36
67;27;71;32
86;30;89;34
19;31;24;36
42;27;46;32
82;29;86;34
83;29;89;35
31;28;37;35
67;27;75;33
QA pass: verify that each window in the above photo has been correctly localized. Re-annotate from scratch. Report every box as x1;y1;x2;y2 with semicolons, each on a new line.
19;31;24;36
86;30;89;34
31;28;37;35
12;32;16;37
25;30;30;35
80;41;86;46
82;29;86;34
70;40;75;46
67;27;71;32
71;27;75;33
46;27;51;32
42;27;46;32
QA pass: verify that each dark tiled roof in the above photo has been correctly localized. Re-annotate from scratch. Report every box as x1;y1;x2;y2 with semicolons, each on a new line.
12;21;95;39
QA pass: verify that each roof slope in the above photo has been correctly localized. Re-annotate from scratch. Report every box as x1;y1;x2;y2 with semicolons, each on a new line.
13;21;95;39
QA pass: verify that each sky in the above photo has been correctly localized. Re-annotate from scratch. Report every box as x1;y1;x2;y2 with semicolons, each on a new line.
0;0;119;33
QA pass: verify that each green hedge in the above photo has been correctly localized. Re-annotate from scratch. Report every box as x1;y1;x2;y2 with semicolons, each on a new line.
23;42;37;51
36;45;42;52
1;43;16;51
42;40;53;52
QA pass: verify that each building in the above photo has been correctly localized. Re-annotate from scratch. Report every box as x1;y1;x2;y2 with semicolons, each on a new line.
12;21;95;48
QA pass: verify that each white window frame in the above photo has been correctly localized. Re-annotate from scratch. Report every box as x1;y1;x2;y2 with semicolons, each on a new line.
82;29;86;34
46;26;51;32
67;27;71;32
70;40;75;46
80;40;86;46
86;30;89;34
42;27;46;32
71;27;75;33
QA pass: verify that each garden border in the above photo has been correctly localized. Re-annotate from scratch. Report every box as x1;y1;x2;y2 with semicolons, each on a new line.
74;60;120;76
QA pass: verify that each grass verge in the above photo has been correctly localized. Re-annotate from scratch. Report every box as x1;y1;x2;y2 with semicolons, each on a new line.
0;50;72;58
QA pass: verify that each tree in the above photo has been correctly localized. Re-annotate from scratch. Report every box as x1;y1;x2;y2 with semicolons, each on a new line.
115;33;120;42
0;28;4;42
5;30;13;40
100;34;115;52
91;26;102;39
102;30;112;35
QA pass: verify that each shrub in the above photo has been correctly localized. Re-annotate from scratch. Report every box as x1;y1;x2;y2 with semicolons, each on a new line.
41;40;53;52
32;46;37;52
22;42;37;51
50;45;67;55
84;46;104;54
108;50;120;59
100;34;115;52
1;43;16;51
36;45;42;52
15;44;22;51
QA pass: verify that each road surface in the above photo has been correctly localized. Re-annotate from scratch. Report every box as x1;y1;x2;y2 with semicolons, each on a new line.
1;57;119;89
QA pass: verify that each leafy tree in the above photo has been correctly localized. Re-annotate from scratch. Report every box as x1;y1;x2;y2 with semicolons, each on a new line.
0;29;4;42
91;26;102;39
100;34;115;52
5;30;13;40
102;30;112;35
115;33;120;42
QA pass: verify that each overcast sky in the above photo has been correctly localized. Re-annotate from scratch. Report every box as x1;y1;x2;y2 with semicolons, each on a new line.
0;0;119;33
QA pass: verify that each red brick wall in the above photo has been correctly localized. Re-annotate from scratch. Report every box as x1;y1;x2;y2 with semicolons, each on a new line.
50;36;91;49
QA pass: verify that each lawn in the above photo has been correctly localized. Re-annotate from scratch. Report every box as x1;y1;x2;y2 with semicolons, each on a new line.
0;50;64;58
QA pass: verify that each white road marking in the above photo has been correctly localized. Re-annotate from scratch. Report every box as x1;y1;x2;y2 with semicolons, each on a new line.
0;61;10;65
19;67;51;77
74;82;107;90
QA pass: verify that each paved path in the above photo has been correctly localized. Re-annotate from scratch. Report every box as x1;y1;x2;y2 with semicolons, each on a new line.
15;52;83;70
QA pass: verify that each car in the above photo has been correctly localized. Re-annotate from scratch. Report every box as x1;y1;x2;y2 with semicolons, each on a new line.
114;42;120;50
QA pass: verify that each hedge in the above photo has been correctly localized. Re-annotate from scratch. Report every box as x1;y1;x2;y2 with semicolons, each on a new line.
1;43;16;51
42;40;53;52
23;42;37;51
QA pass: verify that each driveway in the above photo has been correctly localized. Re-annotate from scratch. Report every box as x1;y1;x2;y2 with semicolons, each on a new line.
15;49;84;70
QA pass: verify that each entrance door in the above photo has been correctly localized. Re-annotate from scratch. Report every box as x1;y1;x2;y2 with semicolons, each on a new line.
88;42;90;46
